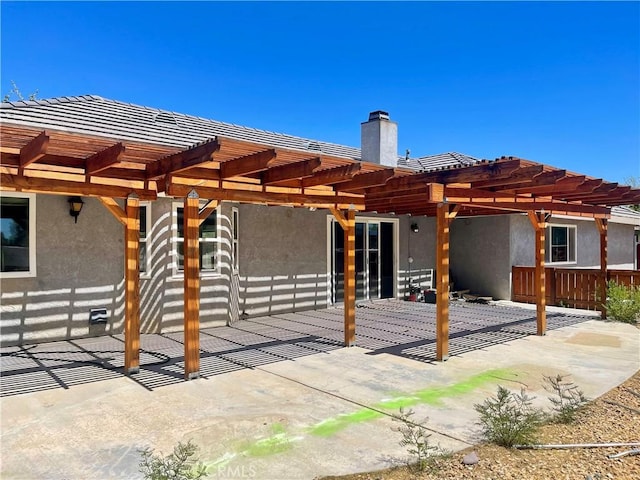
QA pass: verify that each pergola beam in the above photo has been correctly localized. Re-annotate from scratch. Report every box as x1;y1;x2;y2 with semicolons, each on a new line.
198;199;219;224
479;169;567;191
446;198;610;217
508;175;589;195
19;131;49;168
146;138;220;180
262;157;321;185
301;163;362;188
220;149;277;178
98;197;126;225
0;173;157;200
470;164;545;188
85;143;125;176
336;169;397;192
167;183;365;209
560;183;624;200
387;159;523;189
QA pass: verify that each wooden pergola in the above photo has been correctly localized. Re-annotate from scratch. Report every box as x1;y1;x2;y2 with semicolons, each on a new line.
2;124;639;376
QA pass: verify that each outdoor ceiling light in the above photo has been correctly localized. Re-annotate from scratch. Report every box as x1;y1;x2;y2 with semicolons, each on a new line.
68;196;84;223
411;222;419;233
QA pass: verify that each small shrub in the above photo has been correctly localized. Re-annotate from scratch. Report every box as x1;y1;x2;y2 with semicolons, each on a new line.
474;386;543;447
392;407;448;472
138;440;208;480
605;281;640;323
543;374;589;423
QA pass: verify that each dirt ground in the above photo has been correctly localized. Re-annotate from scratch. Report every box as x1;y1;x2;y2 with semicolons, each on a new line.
320;370;640;480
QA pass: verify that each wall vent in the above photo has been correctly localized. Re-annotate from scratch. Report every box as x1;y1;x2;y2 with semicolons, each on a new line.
89;308;108;324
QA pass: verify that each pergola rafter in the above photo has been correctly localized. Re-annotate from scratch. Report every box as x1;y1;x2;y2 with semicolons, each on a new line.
1;122;639;378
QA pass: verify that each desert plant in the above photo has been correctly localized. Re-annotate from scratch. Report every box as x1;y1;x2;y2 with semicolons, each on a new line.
138;440;208;480
392;407;448;472
605;280;640;323
543;374;589;423
474;386;543;447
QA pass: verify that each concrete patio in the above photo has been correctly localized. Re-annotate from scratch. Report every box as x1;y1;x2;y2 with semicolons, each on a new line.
1;300;639;479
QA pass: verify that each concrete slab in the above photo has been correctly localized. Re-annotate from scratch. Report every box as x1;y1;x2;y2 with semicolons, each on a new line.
1;302;638;479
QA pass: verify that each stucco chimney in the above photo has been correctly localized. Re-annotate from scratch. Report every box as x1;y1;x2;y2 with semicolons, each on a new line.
361;110;398;167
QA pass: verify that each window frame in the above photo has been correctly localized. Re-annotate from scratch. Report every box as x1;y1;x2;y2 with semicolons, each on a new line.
171;201;221;277
545;224;577;265
0;192;37;278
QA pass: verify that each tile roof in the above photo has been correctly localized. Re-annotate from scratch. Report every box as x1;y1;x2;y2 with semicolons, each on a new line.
1;95;484;171
399;151;482;172
611;205;640;224
0;95;363;160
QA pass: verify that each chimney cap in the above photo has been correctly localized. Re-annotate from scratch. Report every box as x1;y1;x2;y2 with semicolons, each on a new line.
368;110;390;121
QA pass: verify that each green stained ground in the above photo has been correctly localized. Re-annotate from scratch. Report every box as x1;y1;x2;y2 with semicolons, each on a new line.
225;368;513;459
309;368;511;437
242;423;296;457
307;408;384;437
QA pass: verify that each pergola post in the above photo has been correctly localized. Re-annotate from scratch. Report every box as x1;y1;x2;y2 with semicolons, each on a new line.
344;209;356;346
528;211;547;335
436;202;452;361
596;218;608;319
184;190;201;379
330;207;356;346
124;194;141;374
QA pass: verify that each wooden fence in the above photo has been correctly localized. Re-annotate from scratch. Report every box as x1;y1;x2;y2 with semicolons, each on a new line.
512;266;640;311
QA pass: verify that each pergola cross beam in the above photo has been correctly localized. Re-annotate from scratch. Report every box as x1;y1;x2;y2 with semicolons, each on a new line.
19;130;49;169
301;162;362;188
146;138;220;180
220;149;277;178
261;157;321;185
86;143;125;176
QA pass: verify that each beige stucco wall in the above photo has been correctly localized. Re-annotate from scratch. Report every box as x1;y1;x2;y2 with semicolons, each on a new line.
0;195;234;346
1;194;412;346
450;215;512;299
2;191;636;347
510;214;637;269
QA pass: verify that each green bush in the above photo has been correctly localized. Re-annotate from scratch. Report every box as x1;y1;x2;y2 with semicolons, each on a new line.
138;440;208;480
474;386;543;447
542;374;589;424
605;280;640;323
392;408;448;472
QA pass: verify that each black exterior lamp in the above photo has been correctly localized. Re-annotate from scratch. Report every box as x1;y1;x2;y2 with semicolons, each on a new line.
411;222;419;233
68;196;84;223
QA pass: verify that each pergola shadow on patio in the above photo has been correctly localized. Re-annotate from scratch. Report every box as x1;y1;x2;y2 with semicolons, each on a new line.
0;301;592;397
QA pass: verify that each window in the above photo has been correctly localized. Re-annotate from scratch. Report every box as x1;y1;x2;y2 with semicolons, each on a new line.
546;225;576;264
139;203;150;274
1;193;36;277
232;207;239;272
174;204;218;273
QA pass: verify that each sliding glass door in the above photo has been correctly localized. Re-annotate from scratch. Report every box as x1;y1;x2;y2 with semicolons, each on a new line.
330;219;394;303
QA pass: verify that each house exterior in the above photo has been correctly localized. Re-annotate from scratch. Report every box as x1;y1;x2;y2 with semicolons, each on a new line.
1;96;638;348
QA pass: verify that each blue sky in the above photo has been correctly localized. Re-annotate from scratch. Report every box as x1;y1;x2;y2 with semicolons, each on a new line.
1;1;638;182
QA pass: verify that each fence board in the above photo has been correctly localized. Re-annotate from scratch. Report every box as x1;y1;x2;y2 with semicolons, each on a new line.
512;267;640;311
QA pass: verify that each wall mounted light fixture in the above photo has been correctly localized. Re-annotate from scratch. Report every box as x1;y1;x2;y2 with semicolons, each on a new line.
68;196;84;223
411;222;419;233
